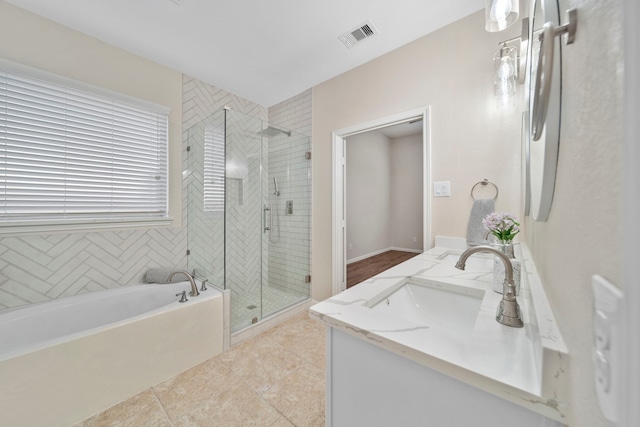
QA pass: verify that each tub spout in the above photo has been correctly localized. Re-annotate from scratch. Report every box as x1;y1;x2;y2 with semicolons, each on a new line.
455;245;523;328
168;270;200;297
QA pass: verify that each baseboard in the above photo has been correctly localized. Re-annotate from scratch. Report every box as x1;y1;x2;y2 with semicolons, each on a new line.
347;246;423;264
347;247;391;265
389;247;423;254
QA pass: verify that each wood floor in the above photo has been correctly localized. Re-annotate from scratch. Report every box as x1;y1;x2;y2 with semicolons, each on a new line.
347;250;420;288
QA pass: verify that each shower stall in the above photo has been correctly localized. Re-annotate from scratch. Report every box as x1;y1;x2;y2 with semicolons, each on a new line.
185;109;311;333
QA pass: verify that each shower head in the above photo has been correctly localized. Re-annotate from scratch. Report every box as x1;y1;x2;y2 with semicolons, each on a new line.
273;177;280;196
257;125;291;138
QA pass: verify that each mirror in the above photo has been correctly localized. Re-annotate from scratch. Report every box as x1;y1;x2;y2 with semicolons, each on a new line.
522;111;531;217
527;0;562;222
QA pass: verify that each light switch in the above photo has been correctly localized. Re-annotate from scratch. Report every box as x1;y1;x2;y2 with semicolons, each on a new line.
592;275;623;422
433;181;451;197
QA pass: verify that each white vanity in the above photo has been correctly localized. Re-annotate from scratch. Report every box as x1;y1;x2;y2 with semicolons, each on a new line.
310;244;568;426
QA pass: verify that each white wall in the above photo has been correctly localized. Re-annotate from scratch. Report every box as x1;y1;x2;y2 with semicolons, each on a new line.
390;133;423;251
346;132;392;261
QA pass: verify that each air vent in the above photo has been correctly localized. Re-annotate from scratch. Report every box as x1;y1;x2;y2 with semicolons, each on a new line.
338;20;379;48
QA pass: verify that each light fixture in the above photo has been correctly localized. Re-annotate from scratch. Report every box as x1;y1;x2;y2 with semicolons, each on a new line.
492;18;529;109
485;0;519;32
494;45;517;109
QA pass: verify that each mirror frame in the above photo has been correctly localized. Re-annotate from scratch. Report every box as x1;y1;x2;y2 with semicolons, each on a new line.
527;0;562;222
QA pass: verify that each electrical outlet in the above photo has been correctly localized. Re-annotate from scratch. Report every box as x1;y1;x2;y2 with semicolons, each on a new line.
592;275;623;422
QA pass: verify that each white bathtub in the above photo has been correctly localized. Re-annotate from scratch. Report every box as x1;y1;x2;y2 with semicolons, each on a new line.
0;281;224;427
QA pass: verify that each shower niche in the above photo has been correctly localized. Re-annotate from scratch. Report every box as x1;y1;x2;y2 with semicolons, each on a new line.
186;109;311;332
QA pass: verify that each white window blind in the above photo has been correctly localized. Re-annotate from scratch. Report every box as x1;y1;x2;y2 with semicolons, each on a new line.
0;60;170;231
203;125;225;212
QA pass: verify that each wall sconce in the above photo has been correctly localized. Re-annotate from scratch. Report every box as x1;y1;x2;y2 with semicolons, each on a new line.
493;18;529;109
494;45;518;109
485;0;519;32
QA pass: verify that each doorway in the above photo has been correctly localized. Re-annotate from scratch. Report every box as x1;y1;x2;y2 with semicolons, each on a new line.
345;121;424;287
332;107;432;295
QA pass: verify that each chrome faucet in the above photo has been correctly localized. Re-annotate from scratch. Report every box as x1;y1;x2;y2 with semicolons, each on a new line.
455;245;523;328
167;270;200;297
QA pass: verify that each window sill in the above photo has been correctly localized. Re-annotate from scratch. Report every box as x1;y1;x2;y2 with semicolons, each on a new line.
0;217;175;237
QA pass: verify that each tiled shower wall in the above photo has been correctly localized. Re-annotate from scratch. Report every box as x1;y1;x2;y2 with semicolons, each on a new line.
267;89;313;297
0;75;266;311
268;89;312;137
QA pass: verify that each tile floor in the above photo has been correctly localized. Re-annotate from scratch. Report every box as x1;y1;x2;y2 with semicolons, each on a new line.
75;313;326;427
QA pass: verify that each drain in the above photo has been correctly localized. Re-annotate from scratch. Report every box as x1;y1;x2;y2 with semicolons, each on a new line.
246;304;257;310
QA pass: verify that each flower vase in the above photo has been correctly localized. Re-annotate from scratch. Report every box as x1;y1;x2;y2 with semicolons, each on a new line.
492;242;520;295
492;242;515;259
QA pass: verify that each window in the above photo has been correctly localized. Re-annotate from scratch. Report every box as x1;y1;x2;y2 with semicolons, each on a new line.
0;60;171;233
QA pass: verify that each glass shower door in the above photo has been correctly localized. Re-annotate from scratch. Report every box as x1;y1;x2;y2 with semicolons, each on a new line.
186;108;311;333
224;110;266;331
263;128;312;319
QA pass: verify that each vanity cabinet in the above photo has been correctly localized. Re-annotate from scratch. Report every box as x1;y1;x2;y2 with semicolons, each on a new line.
326;327;562;427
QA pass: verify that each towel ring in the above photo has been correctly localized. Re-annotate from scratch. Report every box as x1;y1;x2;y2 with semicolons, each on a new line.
471;179;499;200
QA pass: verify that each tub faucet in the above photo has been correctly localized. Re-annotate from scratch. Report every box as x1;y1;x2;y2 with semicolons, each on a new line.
455;245;523;328
168;270;200;297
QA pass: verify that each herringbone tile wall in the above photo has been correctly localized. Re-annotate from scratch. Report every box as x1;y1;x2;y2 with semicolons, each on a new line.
268;89;312;137
0;75;267;311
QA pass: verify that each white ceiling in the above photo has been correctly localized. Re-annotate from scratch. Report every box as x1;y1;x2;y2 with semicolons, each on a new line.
6;0;484;106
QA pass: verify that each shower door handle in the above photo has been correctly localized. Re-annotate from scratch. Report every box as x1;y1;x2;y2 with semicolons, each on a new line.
263;205;270;233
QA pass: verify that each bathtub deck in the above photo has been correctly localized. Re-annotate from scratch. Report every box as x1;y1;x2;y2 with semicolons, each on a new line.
75;312;326;426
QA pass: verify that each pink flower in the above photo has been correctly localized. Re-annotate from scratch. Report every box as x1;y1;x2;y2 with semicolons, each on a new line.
482;212;520;242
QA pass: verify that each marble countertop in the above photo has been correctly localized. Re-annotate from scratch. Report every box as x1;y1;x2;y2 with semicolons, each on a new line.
310;243;569;423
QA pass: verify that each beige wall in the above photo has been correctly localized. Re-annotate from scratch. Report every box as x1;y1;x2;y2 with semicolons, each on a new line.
390;133;423;251
346;132;392;261
523;1;624;425
313;3;624;424
312;10;523;301
0;1;183;224
0;2;188;309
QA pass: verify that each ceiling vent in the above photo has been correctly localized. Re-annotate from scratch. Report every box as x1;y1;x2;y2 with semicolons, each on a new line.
338;20;379;48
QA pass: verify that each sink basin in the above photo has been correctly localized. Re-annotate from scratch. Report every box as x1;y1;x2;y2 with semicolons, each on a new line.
368;279;484;333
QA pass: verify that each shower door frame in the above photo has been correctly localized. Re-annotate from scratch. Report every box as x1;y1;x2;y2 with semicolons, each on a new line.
331;106;432;296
